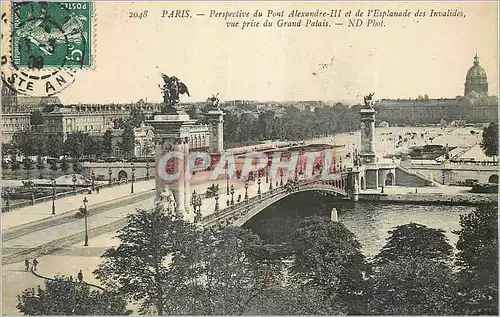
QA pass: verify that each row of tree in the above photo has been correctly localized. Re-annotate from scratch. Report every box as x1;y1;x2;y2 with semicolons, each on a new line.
4;127;135;160
3;108;148;161
2;157;83;178
17;204;498;315
187;103;362;148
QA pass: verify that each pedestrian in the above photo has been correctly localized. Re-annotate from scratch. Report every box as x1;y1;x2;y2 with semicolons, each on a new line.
32;258;38;271
96;187;100;194
77;270;84;283
24;258;30;271
226;199;230;207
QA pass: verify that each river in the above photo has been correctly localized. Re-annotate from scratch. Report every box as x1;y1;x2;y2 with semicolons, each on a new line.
242;191;475;259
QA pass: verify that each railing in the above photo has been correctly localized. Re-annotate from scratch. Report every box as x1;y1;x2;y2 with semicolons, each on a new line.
2;176;155;212
201;178;348;227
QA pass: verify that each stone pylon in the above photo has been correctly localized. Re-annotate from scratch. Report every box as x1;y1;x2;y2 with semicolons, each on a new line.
207;108;225;154
359;106;376;164
146;111;194;217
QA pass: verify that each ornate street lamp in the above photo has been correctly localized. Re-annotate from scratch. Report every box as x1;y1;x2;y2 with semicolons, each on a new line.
230;184;235;206
91;170;95;190
214;193;219;212
225;160;229;195
244;180;249;200
191;190;198;212
280;170;284;186
131;162;136;194
146;161;150;179
193;193;202;223
257;177;261;195
108;167;112;185
51;176;56;215
72;173;77;195
83;196;89;246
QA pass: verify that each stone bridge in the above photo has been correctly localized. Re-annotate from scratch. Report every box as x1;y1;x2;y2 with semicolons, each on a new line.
201;176;349;229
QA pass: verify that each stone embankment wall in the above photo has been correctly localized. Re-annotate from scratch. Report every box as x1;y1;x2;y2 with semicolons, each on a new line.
359;192;497;206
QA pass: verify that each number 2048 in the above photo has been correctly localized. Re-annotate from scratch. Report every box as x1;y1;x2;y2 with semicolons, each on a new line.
129;10;148;19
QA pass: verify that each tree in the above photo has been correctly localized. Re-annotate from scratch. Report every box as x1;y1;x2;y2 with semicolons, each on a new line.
46;134;64;158
30;110;44;127
288;216;371;315
12;132;36;157
168;226;285;315
17;275;131;315
73;160;83;174
23;157;34;179
103;130;114;158
2;160;9;178
49;160;59;174
480;122;498;158
64;133;85;159
127;108;146;128
453;205;498;315
11;159;21;179
36;156;45;178
94;203;198;315
60;158;70;174
119;123;135;159
370;258;457;315
374;222;453;265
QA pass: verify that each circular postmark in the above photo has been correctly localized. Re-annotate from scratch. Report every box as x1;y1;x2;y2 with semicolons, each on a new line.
1;1;92;96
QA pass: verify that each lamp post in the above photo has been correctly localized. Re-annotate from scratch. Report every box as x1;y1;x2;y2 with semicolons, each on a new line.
146;161;150;179
91;170;95;191
257;177;261;195
214;193;219;212
108;167;112;185
51;177;56;215
230;185;235;206
83;196;89;246
191;190;198;212
280;170;284;186
225;160;229;195
131;162;136;193
2;188;12;213
244;180;248;200
72;173;77;195
30;181;35;205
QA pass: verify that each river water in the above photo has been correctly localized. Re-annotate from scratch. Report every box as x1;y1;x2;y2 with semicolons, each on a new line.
243;191;475;259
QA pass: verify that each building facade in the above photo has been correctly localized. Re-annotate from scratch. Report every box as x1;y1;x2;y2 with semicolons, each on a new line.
1;83;62;142
376;55;498;125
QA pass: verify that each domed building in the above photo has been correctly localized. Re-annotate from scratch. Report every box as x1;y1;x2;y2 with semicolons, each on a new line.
464;55;488;98
375;54;498;125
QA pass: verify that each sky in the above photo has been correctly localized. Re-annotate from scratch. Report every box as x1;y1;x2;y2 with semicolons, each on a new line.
37;1;499;104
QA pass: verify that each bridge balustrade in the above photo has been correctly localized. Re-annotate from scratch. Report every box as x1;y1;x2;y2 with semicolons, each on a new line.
202;177;349;228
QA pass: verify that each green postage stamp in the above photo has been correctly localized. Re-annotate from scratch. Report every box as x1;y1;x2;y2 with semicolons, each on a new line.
11;0;93;68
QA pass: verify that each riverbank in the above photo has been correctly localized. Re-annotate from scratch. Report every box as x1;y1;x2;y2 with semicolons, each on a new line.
359;192;497;206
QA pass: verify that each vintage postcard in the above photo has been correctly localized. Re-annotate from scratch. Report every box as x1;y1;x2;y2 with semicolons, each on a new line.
1;1;498;316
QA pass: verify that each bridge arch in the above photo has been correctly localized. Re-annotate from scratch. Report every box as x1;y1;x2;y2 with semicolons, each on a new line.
488;174;498;184
216;184;350;228
118;170;128;180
